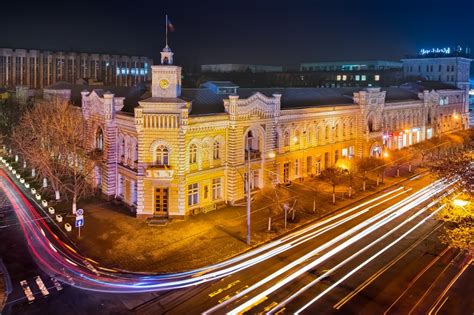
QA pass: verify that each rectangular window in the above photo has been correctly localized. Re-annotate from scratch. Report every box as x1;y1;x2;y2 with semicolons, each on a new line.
374;74;380;81
334;150;339;163
342;148;348;157
294;159;299;177
324;152;330;168
306;156;312;174
336;75;341;81
212;178;222;200
361;75;367;81
188;183;199;206
355;75;360;81
342;75;347;81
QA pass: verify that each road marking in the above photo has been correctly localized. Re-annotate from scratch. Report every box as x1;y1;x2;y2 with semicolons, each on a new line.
383;246;452;314
209;280;241;298
408;250;463;314
430;296;449;315
427;258;473;315
333;222;443;310
218;285;249;304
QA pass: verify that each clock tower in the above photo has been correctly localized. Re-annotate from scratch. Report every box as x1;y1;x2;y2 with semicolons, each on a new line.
151;45;182;98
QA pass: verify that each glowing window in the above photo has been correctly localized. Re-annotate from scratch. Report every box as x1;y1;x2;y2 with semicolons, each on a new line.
189;144;198;164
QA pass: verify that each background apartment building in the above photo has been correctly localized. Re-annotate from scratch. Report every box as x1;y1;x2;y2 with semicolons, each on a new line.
0;48;152;89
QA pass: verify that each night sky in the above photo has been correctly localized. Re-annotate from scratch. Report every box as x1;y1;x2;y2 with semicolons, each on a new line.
2;0;473;68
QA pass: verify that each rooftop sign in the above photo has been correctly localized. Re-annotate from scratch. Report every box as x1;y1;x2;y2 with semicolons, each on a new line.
420;48;451;55
419;46;470;57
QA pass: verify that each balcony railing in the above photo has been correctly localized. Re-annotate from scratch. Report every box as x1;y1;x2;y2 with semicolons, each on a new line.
146;164;173;179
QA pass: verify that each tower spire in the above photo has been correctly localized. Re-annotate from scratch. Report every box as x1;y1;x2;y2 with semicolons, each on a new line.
165;14;168;48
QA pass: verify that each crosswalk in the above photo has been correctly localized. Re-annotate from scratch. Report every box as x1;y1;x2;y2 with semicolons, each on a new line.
19;276;63;304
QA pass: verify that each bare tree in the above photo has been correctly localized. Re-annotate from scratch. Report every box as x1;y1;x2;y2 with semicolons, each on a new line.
356;157;380;191
389;149;409;177
12;99;96;212
322;167;345;204
337;158;357;197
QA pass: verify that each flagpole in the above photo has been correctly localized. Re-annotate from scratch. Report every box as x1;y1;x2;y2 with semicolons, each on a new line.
165;14;168;47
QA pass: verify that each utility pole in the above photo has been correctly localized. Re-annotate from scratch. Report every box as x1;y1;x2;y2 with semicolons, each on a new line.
246;136;252;246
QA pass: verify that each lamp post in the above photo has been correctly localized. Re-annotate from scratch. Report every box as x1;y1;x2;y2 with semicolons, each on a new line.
246;136;252;246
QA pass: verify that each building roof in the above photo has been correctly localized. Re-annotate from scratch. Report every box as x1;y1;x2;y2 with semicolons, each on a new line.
399;81;460;92
47;81;459;117
45;82;147;110
180;86;422;116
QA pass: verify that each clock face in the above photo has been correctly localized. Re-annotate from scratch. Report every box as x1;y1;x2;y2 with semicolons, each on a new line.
159;79;170;89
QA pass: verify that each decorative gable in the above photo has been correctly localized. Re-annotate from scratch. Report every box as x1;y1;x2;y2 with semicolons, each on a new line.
223;92;281;120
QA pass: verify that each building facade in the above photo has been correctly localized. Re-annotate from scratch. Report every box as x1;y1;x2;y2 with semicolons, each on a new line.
299;60;403;87
201;64;283;73
0;48;152;89
401;56;471;92
74;47;469;219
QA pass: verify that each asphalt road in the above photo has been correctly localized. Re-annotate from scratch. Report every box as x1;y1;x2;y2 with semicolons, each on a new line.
1;171;472;315
131;173;473;315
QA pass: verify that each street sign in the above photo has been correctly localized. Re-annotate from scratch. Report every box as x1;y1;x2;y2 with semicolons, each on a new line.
76;208;84;216
75;216;84;228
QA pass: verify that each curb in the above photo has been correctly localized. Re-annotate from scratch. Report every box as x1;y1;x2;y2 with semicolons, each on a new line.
0;258;12;314
246;169;430;250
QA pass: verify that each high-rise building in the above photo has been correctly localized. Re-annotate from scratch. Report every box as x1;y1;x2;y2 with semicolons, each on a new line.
0;48;152;89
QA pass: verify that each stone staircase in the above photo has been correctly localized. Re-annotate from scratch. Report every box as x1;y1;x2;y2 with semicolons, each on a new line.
146;216;169;227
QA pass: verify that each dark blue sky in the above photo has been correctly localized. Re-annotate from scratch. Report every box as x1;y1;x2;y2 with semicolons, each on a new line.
2;0;473;67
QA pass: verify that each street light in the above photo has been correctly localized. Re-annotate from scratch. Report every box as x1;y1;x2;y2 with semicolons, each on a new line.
453;199;469;207
383;151;389;158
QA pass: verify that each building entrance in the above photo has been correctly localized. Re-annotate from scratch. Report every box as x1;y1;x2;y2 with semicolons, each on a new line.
154;188;169;216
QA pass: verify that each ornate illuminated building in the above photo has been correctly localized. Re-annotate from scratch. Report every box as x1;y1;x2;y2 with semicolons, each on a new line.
73;45;470;219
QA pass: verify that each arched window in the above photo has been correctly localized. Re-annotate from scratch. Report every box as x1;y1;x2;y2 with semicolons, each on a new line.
283;130;290;146
325;125;330;140
368;117;374;132
342;123;346;137
189;144;197;164
118;136;125;157
294;130;300;145
427;110;432;124
96;127;104;150
213;141;220;160
335;124;339;138
156;145;169;166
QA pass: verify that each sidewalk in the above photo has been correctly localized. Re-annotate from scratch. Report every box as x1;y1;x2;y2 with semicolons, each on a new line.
57;166;428;273
0;259;12;314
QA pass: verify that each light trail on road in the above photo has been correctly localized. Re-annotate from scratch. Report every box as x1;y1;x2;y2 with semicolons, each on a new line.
293;203;448;314
0;154;456;315
208;179;454;314
0;162;413;293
